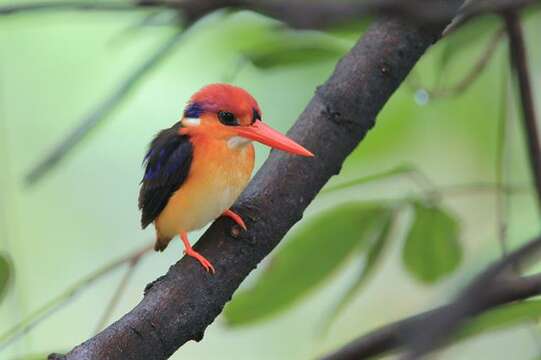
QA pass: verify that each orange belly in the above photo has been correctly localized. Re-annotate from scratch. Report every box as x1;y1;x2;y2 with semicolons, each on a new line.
155;136;254;243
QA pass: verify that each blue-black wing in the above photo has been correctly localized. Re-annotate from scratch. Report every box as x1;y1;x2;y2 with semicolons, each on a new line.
138;122;193;229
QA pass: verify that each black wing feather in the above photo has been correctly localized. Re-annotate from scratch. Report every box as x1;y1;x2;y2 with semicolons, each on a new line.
138;122;193;229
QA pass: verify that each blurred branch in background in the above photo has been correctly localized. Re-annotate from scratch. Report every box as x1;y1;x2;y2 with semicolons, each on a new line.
321;165;421;194
323;164;531;200
1;0;536;25
320;235;541;360
443;0;540;34
0;0;134;14
93;246;149;333
408;28;504;99
495;58;511;255
324;166;532;202
0;0;533;186
0;244;152;352
24;31;184;185
504;10;541;213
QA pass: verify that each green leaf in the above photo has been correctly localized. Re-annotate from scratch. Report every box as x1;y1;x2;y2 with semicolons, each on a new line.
459;300;541;340
322;211;394;330
0;253;12;304
402;202;462;283
224;203;390;326
242;30;349;69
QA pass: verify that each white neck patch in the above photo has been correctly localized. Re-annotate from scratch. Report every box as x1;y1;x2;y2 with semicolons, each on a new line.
227;136;251;149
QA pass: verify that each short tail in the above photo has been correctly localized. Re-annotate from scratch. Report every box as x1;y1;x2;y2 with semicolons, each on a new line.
154;231;172;252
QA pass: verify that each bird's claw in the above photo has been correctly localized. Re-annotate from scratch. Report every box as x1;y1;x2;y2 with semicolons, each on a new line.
223;209;247;231
184;249;215;273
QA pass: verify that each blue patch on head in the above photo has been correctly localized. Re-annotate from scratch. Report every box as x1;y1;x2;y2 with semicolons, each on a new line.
184;102;204;118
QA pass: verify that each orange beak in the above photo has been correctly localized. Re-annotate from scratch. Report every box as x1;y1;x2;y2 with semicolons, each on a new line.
235;121;314;157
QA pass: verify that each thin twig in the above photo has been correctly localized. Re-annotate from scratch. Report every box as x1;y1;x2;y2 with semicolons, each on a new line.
503;10;541;348
436;29;504;97
93;254;145;333
0;243;153;353
24;31;184;186
321;165;417;194
322;164;531;198
436;182;530;196
504;11;541;212
496;58;510;254
408;29;504;99
443;0;540;35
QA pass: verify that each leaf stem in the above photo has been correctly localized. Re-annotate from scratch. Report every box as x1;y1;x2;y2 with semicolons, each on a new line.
0;243;153;353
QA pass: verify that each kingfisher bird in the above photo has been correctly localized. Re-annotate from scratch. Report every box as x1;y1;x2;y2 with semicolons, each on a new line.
139;83;313;273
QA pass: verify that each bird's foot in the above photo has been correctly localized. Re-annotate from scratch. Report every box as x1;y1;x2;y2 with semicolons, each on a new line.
223;209;247;230
184;248;215;273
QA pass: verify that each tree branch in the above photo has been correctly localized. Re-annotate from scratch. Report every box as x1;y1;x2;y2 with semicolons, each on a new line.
0;1;134;15
504;11;541;212
2;0;536;27
47;5;463;360
319;235;541;360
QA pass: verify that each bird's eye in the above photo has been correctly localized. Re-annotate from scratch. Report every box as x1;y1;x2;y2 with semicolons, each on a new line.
217;111;239;126
252;109;261;123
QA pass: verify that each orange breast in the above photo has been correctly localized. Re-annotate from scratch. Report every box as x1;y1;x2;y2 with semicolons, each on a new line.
155;136;254;240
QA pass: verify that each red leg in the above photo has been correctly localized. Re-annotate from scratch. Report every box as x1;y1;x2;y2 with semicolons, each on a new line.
180;232;215;273
222;209;247;230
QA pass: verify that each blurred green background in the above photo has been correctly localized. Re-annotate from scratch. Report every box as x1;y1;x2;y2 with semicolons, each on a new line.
1;2;541;359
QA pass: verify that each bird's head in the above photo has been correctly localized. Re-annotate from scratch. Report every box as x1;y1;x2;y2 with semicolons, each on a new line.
179;83;313;157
